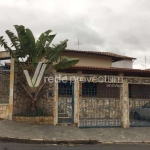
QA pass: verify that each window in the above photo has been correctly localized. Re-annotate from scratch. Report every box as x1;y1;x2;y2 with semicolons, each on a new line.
82;82;97;96
58;82;73;96
129;84;150;99
97;83;120;98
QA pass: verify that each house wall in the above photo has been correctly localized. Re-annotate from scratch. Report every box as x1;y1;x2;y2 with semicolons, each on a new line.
0;51;10;59
13;62;55;124
10;61;150;128
0;104;9;119
79;97;121;119
55;73;150;128
41;52;112;68
62;52;112;68
112;60;132;68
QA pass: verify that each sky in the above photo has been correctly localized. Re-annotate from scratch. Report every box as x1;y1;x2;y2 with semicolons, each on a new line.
0;0;150;69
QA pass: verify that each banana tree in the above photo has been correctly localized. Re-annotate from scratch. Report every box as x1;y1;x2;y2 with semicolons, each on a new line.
0;25;79;110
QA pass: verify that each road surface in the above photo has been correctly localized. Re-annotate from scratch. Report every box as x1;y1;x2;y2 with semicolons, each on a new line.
0;142;150;150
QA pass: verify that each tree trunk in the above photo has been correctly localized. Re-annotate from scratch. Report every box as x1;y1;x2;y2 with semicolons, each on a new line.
31;92;36;110
31;100;36;110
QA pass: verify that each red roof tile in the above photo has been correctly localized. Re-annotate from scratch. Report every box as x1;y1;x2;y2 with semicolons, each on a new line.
70;66;150;73
64;49;135;60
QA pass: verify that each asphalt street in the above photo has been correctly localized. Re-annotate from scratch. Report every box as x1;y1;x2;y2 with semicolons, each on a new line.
0;143;150;150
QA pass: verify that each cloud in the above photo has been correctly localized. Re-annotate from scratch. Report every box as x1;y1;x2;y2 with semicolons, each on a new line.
0;0;150;68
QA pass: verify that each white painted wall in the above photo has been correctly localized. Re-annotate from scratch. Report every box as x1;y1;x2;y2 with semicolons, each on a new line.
112;60;133;68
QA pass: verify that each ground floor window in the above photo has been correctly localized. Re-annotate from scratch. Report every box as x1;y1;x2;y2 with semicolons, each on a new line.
82;82;120;98
82;82;97;96
58;81;73;96
129;84;150;99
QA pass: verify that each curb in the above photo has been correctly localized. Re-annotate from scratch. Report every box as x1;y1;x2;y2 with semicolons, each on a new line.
0;137;150;145
0;137;98;144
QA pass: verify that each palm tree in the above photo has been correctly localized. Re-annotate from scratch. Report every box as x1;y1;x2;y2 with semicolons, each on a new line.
0;25;79;111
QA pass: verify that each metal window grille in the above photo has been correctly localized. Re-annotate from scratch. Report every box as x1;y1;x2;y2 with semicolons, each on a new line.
58;82;73;96
129;84;150;99
82;82;97;96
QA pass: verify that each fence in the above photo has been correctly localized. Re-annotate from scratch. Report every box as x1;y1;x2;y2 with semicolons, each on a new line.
129;84;150;127
79;83;121;127
0;63;10;103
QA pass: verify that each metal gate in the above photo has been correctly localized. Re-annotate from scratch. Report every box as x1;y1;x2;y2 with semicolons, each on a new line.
58;81;74;123
79;83;121;127
129;84;150;127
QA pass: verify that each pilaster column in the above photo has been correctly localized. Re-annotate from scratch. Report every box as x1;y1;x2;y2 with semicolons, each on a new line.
74;81;79;125
121;78;130;128
8;58;15;120
53;79;58;125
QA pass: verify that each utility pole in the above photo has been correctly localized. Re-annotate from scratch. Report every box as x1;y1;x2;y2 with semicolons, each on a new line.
75;39;82;50
145;56;146;69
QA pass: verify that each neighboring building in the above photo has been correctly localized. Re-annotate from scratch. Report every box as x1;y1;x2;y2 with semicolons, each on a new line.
112;59;133;68
1;49;150;129
62;49;135;69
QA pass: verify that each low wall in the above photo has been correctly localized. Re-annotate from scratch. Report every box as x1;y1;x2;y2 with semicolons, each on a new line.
79;97;121;119
13;116;54;125
13;62;55;118
0;104;9;119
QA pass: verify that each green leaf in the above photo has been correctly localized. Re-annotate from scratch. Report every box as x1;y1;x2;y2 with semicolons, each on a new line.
45;39;68;63
53;56;79;70
5;30;20;50
36;30;52;56
0;25;79;70
26;28;35;50
45;34;56;49
0;36;15;57
14;25;29;55
26;28;37;63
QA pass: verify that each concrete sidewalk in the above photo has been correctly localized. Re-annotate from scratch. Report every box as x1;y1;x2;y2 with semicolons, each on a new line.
0;120;150;144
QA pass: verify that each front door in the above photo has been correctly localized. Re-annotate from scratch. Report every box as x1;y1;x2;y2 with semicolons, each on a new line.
58;81;74;123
